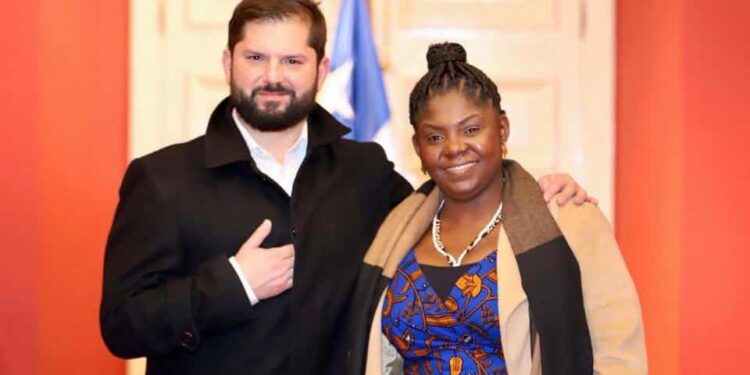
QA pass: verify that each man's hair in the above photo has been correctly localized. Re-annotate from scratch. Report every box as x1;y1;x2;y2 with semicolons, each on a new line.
409;42;505;126
227;0;327;63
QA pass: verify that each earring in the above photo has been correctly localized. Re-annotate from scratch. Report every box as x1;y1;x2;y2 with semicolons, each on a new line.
501;143;508;157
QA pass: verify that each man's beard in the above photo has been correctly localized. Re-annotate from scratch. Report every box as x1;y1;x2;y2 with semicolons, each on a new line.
230;81;317;132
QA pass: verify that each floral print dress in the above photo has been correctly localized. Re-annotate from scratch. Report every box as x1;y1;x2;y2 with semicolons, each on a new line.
382;249;507;375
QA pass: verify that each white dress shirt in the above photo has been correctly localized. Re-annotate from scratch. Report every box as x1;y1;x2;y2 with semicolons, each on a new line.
228;109;308;305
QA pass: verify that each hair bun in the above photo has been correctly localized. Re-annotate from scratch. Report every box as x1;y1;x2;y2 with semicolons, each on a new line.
426;42;467;70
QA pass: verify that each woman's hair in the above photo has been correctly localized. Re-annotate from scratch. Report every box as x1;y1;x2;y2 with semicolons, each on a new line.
409;42;505;126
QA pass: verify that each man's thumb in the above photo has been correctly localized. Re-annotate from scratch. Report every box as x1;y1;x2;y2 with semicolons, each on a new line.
244;219;272;249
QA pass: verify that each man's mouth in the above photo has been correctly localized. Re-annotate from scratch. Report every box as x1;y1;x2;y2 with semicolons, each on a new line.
253;84;294;99
258;91;290;98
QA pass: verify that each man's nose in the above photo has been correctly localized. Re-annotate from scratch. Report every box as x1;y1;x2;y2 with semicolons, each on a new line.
264;60;282;84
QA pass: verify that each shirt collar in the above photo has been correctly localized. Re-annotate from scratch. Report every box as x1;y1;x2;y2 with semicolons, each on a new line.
203;97;350;168
232;109;308;161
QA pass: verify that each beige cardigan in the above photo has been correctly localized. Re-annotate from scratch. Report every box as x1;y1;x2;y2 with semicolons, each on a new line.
362;193;647;375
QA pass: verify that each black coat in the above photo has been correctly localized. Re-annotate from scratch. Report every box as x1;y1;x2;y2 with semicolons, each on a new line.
100;98;412;374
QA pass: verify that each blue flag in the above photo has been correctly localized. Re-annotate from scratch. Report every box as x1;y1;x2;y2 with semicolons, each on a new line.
318;0;390;141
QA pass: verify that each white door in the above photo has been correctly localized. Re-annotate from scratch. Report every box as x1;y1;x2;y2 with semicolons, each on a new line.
128;0;613;372
368;0;615;215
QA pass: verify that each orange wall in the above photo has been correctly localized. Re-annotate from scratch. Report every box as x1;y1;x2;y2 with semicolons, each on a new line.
616;2;683;373
0;1;127;374
681;1;750;373
0;1;41;373
617;0;750;373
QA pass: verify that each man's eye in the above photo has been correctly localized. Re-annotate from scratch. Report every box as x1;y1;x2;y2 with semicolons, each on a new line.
247;55;263;61
285;58;302;65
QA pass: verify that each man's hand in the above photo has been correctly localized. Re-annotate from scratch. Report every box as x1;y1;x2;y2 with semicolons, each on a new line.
537;173;599;206
235;220;295;300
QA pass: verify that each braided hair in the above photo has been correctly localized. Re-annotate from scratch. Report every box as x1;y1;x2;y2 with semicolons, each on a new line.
409;42;505;126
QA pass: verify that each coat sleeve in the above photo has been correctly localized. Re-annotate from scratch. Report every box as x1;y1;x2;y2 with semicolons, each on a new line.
553;201;648;374
100;158;252;359
368;142;412;209
386;168;412;210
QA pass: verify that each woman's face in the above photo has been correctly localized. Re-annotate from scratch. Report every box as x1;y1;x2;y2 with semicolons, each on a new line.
413;90;509;202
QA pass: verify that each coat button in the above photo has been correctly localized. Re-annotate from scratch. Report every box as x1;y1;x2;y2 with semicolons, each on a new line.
181;331;196;349
291;227;297;238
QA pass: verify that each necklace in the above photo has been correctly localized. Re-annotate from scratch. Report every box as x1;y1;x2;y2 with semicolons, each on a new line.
431;199;504;267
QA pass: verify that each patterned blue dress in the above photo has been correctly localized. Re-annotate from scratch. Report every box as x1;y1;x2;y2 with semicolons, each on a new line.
381;249;507;375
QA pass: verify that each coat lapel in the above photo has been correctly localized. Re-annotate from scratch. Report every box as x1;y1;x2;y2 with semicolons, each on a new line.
496;226;533;375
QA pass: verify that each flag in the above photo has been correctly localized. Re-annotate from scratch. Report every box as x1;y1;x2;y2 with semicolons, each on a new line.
318;0;390;141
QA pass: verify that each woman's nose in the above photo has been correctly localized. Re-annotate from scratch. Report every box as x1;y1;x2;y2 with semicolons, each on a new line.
444;136;468;156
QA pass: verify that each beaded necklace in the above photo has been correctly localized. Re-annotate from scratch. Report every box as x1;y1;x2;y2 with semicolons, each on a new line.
431;199;503;267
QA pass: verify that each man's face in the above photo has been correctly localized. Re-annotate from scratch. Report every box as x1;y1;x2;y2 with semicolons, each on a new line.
223;18;329;131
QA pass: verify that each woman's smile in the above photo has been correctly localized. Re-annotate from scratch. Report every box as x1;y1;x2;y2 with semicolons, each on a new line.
443;160;478;174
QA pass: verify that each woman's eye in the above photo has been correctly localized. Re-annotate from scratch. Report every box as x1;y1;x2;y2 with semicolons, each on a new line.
465;126;480;135
427;134;444;143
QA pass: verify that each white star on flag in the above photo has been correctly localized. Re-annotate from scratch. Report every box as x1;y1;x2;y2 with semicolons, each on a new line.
317;59;355;121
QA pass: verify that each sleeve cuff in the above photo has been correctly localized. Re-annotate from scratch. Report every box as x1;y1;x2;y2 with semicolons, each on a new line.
228;256;259;305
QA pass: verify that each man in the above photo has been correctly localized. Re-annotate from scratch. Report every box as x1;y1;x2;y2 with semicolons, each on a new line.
100;1;591;374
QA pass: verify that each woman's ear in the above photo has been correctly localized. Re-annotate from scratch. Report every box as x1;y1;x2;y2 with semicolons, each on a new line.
412;133;422;158
498;114;510;143
412;133;429;174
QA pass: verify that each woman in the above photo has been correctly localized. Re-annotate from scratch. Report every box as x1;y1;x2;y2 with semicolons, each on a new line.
347;43;646;374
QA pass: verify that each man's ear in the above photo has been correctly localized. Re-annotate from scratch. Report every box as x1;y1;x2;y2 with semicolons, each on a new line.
316;56;331;90
222;49;233;86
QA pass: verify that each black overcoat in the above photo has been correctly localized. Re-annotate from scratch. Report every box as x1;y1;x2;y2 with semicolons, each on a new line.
100;98;412;374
